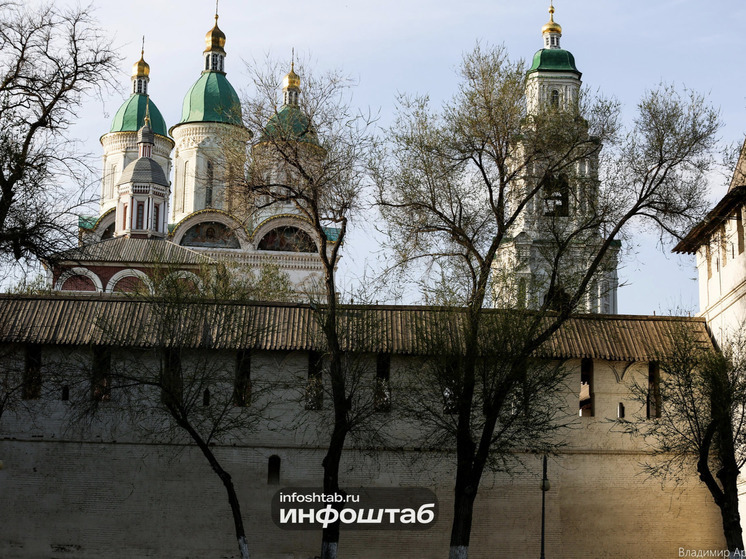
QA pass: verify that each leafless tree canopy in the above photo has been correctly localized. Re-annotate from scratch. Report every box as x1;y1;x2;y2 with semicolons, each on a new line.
618;326;746;554
0;2;117;264
373;43;721;558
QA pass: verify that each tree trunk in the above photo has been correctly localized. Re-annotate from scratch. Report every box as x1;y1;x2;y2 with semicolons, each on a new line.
449;481;477;559
717;446;744;554
177;416;251;559
319;359;348;559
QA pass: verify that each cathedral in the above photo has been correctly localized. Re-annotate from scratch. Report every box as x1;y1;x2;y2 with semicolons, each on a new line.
0;5;742;559
51;13;332;295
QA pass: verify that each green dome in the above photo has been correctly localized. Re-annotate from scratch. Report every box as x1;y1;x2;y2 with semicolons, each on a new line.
528;49;581;77
261;104;319;145
109;94;169;137
178;71;242;126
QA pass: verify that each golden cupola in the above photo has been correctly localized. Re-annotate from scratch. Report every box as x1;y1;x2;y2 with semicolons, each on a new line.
132;50;150;79
131;46;150;95
283;63;301;91
542;3;562;35
541;2;562;49
204;14;226;55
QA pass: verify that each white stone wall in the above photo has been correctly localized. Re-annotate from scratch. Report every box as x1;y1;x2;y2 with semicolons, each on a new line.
0;347;727;558
697;204;746;343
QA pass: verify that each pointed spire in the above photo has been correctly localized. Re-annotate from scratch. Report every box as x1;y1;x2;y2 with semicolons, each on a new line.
137;97;154;157
144;96;152;129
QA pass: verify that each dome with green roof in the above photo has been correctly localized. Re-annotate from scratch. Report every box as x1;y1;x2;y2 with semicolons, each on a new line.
177;71;242;127
528;49;581;77
109;93;169;137
261;105;319;146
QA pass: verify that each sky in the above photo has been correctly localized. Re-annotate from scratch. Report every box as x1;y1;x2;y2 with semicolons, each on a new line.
64;0;746;315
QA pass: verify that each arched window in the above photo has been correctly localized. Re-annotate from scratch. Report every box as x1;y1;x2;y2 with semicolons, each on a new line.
268;455;281;485
180;221;240;248
101;223;115;240
550;89;560;108
206;160;213;208
257;226;316;252
542;173;570;217
181;161;189;212
136;202;144;229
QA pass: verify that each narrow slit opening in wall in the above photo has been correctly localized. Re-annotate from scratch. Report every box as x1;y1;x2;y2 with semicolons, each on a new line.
617;402;625;418
61;385;69;401
305;351;323;410
647;362;661;419
234;350;251;407
579;358;593;417
22;343;42;400
203;388;210;406
374;353;391;412
92;345;111;402
268;455;280;485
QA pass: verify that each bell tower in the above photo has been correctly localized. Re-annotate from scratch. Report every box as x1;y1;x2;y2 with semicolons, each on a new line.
494;3;619;314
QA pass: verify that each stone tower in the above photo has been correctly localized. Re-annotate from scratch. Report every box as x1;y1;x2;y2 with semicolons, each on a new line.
494;3;619;314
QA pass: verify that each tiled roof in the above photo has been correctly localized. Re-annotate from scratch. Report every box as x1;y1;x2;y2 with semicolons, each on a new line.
0;295;712;361
49;237;214;266
117;157;168;187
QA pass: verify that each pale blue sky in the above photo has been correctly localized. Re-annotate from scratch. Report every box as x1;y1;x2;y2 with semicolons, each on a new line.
67;1;746;315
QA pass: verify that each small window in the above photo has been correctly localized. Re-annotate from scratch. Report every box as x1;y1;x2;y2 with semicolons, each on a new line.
203;388;210;407
737;210;744;255
579;358;593;417
617;402;625;419
234;350;251;407
306;351;323;410
92;346;111;402
153;204;160;232
61;385;70;401
647;362;661;419
205;55;210;71
550;89;560;108
374;353;391;412
122;204;128;230
268;455;281;485
22;344;42;400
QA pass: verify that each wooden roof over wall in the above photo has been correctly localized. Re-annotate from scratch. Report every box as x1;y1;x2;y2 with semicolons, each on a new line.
0;295;712;362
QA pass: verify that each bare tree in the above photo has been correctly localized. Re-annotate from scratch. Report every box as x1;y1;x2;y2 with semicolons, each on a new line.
618;324;746;555
374;43;720;558
243;58;377;559
70;262;294;559
0;2;117;265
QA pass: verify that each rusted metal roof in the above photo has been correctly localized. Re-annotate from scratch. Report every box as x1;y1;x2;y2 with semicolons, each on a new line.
48;237;214;266
0;295;712;362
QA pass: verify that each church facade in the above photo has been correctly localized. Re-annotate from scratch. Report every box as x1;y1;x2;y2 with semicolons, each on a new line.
52;14;332;296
